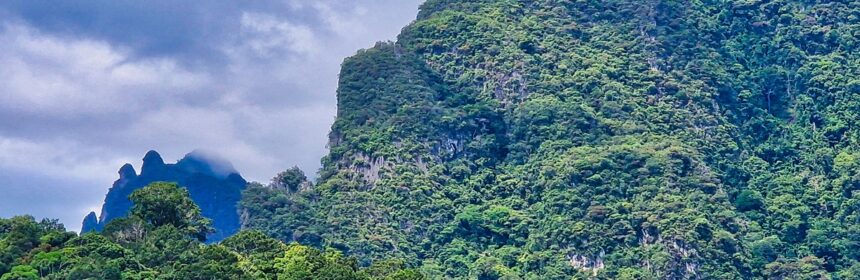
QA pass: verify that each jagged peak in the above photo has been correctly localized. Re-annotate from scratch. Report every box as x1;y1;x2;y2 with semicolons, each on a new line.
85;149;247;241
81;211;99;233
118;163;137;180
141;150;165;174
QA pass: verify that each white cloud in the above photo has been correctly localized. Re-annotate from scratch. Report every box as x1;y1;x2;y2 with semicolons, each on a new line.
0;24;209;117
119;102;334;181
0;136;129;183
0;0;422;231
239;12;318;57
311;2;368;36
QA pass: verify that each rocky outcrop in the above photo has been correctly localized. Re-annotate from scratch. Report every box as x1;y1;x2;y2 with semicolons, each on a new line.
81;211;99;233
568;250;605;276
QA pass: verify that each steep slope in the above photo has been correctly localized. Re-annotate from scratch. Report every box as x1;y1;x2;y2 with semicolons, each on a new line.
83;150;247;242
242;0;860;278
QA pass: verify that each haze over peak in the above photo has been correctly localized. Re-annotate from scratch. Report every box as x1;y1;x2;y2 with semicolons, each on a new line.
177;149;241;179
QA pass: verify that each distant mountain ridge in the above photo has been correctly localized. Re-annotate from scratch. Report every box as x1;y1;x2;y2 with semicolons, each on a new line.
82;150;247;242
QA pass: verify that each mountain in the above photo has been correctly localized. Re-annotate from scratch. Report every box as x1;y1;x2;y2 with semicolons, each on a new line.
82;150;247;242
240;0;860;278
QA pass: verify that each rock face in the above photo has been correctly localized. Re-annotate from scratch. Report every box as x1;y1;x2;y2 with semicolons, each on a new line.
82;150;247;242
81;212;99;232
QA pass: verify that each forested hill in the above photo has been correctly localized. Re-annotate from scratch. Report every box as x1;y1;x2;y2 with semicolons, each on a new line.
241;0;860;279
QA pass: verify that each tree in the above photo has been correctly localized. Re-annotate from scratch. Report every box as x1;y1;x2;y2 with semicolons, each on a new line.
735;190;765;211
1;191;425;279
128;182;213;241
271;167;309;193
275;245;364;280
175;245;249;280
764;256;830;280
0;266;37;280
222;230;289;279
0;216;43;275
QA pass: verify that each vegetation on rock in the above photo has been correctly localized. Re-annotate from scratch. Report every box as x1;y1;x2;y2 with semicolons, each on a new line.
6;0;860;278
241;0;860;278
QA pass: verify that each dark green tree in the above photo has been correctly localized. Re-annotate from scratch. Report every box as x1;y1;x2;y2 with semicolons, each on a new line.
128;182;214;241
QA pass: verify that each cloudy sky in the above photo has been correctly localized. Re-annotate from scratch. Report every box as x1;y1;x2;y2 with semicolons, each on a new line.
0;0;423;231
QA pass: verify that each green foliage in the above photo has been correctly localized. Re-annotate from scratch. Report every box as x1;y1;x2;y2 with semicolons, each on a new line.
7;0;860;278
222;230;288;278
128;181;213;241
1;183;422;279
764;256;831;280
240;0;860;278
0;266;37;280
735;190;765;211
272;166;310;193
362;259;426;280
275;245;355;280
0;216;72;277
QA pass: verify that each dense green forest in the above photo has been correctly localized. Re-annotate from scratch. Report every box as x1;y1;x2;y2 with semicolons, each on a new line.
5;0;860;279
0;183;422;279
240;0;860;279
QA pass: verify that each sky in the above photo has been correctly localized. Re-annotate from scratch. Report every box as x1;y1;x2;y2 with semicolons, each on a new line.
0;0;423;232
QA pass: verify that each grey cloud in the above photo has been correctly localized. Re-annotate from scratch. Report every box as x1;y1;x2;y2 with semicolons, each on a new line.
0;0;423;231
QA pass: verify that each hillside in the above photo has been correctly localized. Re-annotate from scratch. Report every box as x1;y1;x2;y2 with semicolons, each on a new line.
241;0;860;279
